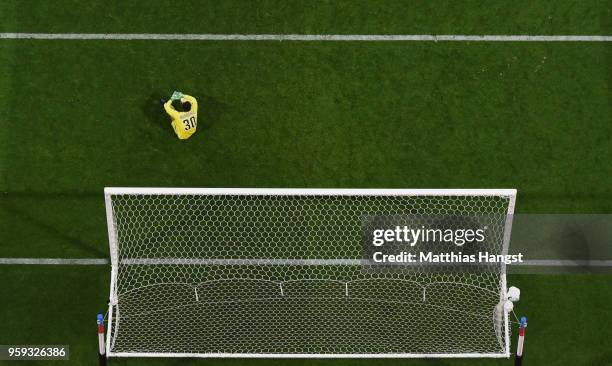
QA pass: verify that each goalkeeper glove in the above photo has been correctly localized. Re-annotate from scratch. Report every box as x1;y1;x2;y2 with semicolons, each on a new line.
171;91;184;101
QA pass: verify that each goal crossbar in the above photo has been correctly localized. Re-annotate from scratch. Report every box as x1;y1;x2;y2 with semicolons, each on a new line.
104;187;517;197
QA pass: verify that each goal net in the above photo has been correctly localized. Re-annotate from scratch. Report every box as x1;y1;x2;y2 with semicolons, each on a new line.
103;188;517;358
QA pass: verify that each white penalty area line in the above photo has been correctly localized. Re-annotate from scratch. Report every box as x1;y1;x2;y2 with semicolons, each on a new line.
1;258;612;267
1;33;612;42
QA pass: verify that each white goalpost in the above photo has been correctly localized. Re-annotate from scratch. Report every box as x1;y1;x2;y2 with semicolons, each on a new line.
103;188;517;358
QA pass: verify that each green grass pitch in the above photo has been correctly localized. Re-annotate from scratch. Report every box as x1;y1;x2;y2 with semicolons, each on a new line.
1;1;611;365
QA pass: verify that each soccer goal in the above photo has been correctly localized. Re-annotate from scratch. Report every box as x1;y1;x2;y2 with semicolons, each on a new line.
103;188;517;358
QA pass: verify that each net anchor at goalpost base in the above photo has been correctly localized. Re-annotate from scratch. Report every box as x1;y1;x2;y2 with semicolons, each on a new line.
97;313;107;366
514;316;527;366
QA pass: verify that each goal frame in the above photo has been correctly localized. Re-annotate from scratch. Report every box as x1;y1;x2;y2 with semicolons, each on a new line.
103;187;517;359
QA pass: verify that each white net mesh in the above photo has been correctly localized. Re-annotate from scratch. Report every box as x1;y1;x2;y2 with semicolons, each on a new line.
105;189;515;357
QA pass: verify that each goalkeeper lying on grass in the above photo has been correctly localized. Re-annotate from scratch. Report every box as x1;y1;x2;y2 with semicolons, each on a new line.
160;91;198;140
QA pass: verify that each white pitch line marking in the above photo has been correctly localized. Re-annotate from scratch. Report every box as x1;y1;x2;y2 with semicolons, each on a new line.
0;258;611;267
1;33;611;42
518;259;612;267
0;258;108;265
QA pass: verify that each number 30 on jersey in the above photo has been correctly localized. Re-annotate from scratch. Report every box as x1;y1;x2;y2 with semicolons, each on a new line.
182;116;196;130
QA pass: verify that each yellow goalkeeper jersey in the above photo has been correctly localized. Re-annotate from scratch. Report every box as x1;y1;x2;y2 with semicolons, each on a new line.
164;95;198;140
